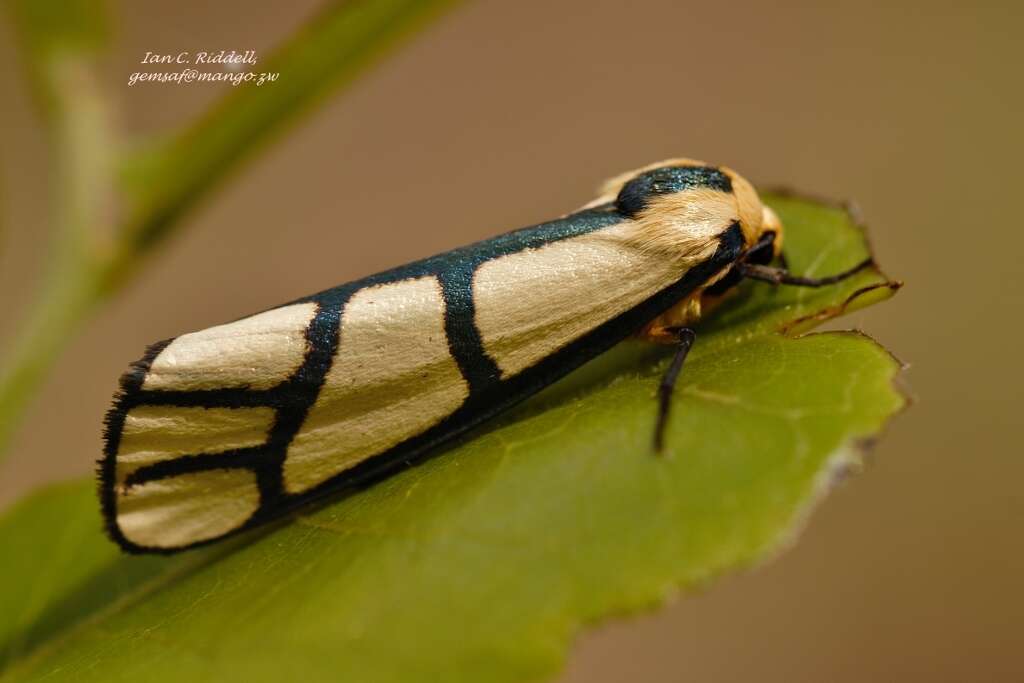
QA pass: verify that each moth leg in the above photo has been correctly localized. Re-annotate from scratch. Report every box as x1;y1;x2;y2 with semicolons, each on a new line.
654;327;697;454
738;258;872;287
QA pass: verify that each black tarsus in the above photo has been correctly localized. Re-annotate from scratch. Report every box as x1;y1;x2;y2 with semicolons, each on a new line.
654;327;697;453
738;257;873;287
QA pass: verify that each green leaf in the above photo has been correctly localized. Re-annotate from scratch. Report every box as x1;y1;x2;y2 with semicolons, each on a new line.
0;195;905;683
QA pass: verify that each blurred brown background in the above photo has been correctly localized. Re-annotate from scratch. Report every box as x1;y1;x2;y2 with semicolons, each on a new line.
1;1;1021;681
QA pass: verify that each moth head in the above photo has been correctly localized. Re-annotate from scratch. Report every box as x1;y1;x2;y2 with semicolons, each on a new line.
592;158;783;261
721;167;783;256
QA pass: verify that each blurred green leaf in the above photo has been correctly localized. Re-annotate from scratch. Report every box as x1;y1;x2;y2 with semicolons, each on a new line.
0;196;904;683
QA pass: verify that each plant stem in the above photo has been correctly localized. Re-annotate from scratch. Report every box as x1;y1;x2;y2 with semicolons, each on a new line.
0;58;112;454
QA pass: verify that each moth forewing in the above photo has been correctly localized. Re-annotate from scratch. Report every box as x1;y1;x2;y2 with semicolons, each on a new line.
282;277;469;494
143;303;318;391
102;315;314;551
116;470;262;551
472;222;690;379
101;158;781;553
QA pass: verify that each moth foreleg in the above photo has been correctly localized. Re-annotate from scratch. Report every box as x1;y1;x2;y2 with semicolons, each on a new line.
738;258;872;287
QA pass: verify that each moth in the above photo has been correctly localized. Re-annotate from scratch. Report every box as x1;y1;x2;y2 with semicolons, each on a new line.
100;158;870;553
